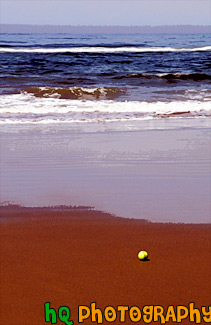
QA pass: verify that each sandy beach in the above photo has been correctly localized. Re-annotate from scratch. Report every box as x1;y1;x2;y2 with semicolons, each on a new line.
0;206;210;324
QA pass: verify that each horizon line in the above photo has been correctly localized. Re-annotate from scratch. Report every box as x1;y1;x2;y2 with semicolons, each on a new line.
1;23;211;27
1;24;210;34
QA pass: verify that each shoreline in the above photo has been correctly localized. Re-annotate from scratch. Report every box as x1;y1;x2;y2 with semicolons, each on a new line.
0;205;210;325
0;204;210;225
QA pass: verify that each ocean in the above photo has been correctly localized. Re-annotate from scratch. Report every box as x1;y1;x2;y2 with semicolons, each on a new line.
0;33;210;222
0;33;210;128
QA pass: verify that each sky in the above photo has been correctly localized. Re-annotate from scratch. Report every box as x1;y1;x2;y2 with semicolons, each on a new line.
0;0;211;26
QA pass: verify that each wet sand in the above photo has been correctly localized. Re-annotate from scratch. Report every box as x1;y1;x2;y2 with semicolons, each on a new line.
0;206;210;325
1;125;210;223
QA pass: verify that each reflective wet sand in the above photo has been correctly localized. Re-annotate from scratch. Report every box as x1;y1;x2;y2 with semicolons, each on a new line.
1;123;210;223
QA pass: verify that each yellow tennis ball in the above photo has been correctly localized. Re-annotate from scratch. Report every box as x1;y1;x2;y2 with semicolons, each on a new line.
138;250;148;260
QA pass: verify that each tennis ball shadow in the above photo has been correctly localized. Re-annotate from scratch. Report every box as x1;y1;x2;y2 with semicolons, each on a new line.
140;258;150;262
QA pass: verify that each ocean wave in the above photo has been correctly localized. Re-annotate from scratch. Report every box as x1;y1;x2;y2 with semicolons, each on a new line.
114;73;211;82
0;46;210;53
0;93;210;124
159;73;211;81
23;86;125;100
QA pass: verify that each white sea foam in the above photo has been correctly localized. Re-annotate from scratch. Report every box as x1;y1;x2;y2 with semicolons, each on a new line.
0;46;211;53
0;93;210;124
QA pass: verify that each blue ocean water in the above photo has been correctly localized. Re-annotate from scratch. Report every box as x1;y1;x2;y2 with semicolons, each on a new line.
0;33;210;125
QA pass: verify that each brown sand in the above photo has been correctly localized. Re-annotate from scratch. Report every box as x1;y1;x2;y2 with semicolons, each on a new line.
0;207;210;324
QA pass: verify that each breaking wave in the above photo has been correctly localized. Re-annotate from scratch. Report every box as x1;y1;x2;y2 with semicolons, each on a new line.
0;92;210;124
23;86;125;100
0;46;211;53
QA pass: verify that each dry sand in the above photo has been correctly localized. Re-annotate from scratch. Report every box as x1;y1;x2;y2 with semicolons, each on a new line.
0;206;210;324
